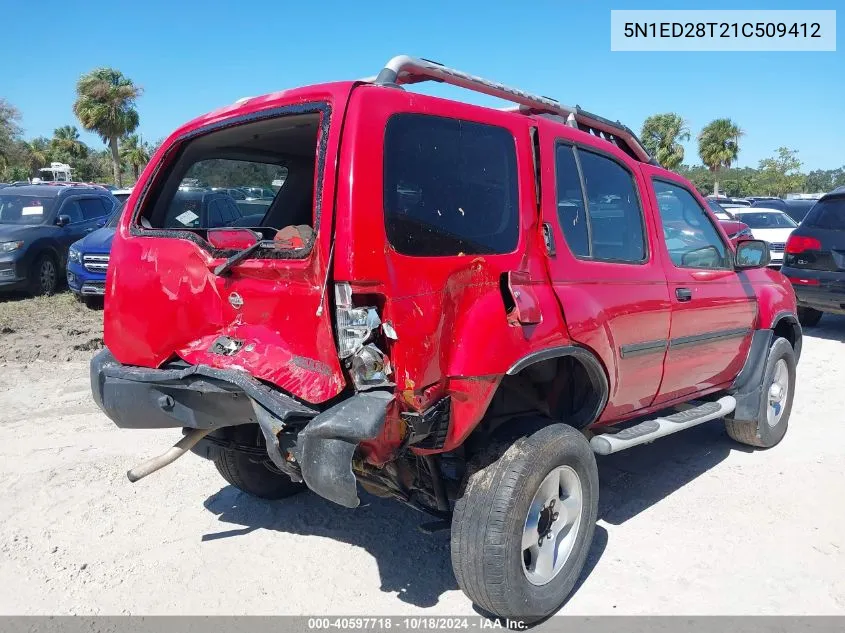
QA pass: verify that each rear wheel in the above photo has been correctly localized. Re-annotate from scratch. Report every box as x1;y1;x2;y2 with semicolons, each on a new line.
28;254;58;296
797;307;822;327
214;448;306;500
450;423;598;622
725;337;796;448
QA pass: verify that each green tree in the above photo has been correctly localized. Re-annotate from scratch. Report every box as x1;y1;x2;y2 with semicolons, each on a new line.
73;68;142;187
26;137;52;175
640;113;690;170
805;167;845;193
754;147;805;197
50;125;88;163
697;118;743;197
120;133;151;182
0;98;23;172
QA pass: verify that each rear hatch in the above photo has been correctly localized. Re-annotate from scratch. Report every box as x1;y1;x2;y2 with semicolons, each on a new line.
104;86;352;404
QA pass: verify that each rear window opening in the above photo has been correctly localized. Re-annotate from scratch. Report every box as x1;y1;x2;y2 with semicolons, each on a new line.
138;111;323;253
804;198;845;230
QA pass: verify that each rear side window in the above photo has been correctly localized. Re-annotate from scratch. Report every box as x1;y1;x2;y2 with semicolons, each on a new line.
555;145;589;257
579;151;646;262
805;198;845;229
553;145;646;263
383;114;519;256
79;198;109;220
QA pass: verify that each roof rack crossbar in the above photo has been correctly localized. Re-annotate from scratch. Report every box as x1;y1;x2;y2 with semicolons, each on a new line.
373;55;654;164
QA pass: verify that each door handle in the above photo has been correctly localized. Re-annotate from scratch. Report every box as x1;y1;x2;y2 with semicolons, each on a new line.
85;228;94;233
676;288;693;302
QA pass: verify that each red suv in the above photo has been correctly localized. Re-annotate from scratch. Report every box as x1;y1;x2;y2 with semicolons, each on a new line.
91;56;801;621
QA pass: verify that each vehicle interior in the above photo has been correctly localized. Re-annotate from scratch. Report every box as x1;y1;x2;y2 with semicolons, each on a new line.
139;113;320;248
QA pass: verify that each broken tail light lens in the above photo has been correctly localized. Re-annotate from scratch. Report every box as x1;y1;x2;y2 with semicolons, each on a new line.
785;235;821;254
334;282;394;390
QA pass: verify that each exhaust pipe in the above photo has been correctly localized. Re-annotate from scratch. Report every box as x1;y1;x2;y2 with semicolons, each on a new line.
127;428;212;483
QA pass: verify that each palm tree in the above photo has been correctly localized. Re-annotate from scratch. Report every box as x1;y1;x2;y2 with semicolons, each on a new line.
51;125;88;161
640;113;690;170
73;68;142;186
120;133;151;182
698;119;743;197
26;137;52;174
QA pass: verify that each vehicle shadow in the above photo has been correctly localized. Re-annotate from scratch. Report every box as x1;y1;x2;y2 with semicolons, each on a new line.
596;419;737;525
802;313;845;343
201;421;736;612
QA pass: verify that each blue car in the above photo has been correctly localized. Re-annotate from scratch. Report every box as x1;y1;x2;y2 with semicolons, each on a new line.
67;203;124;305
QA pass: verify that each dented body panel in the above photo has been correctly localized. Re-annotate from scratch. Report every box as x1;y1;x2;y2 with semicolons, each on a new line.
105;84;356;404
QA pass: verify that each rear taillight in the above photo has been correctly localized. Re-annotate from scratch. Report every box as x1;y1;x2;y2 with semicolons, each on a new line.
334;283;395;390
785;235;821;254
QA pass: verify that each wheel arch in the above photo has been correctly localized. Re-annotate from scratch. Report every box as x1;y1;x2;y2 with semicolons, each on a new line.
461;345;609;454
770;311;802;361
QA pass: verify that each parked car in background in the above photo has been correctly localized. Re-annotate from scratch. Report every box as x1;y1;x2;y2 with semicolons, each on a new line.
241;186;276;200
162;190;243;229
708;196;751;208
706;199;752;242
730;208;798;268
111;188;133;204
0;184;117;295
781;186;845;326
210;187;248;200
91;55;802;622
67;202;125;305
752;198;817;223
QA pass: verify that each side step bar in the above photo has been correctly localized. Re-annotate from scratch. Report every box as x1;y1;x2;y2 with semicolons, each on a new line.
590;396;736;455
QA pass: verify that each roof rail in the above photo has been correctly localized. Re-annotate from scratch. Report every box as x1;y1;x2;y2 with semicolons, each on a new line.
373;55;655;165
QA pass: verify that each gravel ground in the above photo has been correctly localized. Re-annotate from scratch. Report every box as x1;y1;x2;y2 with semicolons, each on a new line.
0;295;843;616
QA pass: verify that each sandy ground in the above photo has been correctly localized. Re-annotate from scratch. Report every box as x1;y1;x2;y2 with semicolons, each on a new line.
0;294;843;616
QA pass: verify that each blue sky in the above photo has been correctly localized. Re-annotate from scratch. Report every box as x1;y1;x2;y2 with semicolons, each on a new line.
2;0;841;170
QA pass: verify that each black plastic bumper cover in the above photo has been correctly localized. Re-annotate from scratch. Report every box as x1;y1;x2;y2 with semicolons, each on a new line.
293;390;393;509
90;348;317;430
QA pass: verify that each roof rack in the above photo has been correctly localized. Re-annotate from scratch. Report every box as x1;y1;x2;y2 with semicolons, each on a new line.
373;55;655;165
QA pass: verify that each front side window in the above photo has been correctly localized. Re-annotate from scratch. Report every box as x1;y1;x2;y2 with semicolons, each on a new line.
383;114;519;256
653;180;729;270
60;200;84;224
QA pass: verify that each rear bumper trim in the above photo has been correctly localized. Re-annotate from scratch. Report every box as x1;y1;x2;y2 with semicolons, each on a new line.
91;348;317;430
293;391;393;508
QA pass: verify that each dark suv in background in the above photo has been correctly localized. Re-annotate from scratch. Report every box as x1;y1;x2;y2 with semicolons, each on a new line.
781;186;845;326
0;184;117;295
752;197;818;223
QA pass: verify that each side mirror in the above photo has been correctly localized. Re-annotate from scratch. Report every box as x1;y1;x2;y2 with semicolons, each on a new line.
735;239;771;269
55;215;71;227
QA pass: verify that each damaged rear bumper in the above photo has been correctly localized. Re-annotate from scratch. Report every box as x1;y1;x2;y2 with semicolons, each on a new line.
90;348;393;508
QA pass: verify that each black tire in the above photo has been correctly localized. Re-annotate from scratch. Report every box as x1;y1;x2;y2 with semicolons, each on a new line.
214;449;306;500
797;307;822;327
451;423;598;622
725;337;796;448
28;253;59;296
